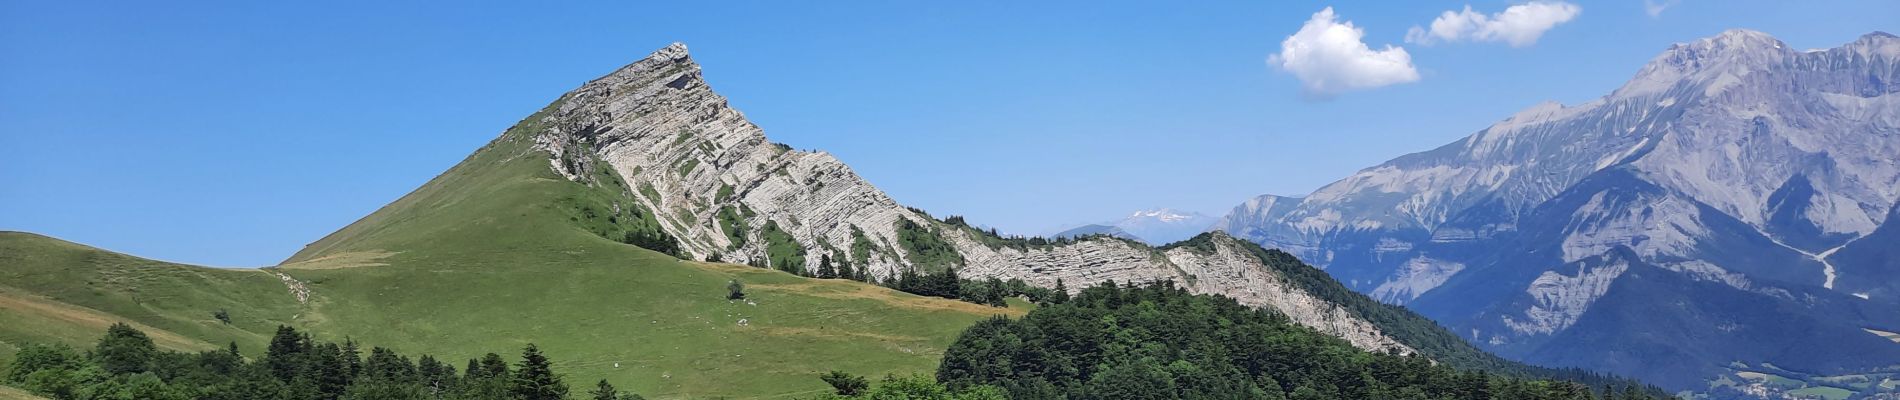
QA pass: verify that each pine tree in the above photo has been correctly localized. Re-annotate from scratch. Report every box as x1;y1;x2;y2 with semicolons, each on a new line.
816;253;837;279
589;379;620;400
460;353;513;399
308;342;350;400
417;355;457;397
512;344;567;400
342;337;363;378
479;353;509;379
266;325;306;382
1051;278;1071;304
464;358;482;380
982;277;1007;306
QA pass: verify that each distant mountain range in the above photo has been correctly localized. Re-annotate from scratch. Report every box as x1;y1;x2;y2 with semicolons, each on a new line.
1214;30;1900;391
1051;208;1218;244
5;27;1888;398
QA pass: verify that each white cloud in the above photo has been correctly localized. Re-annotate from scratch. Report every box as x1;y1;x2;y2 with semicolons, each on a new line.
1643;0;1678;18
1269;7;1421;96
1405;1;1581;47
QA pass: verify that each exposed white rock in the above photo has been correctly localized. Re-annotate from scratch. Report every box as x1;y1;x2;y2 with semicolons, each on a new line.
1369;256;1465;304
526;43;1410;354
1557;190;1708;262
1503;257;1629;336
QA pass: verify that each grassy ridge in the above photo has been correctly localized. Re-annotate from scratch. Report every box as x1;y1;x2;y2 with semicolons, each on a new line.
0;103;1017;398
0;232;300;367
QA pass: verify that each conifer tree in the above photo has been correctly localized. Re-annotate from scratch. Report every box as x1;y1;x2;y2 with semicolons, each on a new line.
417;355;457;397
342;338;363;378
590;379;620;400
512;344;567;400
817;253;837;279
266;326;306;382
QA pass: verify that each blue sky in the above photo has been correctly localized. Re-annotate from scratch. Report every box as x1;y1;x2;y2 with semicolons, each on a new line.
2;1;1894;267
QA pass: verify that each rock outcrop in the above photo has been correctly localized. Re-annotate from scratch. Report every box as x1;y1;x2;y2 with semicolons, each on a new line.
526;43;1411;354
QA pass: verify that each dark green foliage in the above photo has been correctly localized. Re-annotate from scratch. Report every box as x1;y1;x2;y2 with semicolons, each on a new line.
848;225;884;267
762;221;807;275
941;215;1097;251
213;308;231;324
552;147;679;258
1166;234;1662;392
95;322;157;375
512;344;567;400
718;205;750;249
890;267;958;300
728;279;747;300
621;228;682;258
808;373;1004;400
894;219;964;271
820;370;870;396
957;278;1008;307
714;184;736;203
6;343;82;384
884;268;1060;308
936;281;1667;400
817;253;838;279
885;269;1069;308
590;379;620;400
7;324;640;400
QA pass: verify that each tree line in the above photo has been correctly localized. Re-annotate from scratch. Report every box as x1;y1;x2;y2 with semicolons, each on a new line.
6;324;640;400
931;280;1666;400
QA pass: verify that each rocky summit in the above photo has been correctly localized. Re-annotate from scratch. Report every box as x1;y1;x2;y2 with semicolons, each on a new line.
527;43;1418;353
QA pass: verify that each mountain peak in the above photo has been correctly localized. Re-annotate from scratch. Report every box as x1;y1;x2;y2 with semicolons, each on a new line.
1130;208;1198;220
1665;29;1788;64
584;42;699;90
644;42;691;61
1843;31;1900;57
1617;29;1793;97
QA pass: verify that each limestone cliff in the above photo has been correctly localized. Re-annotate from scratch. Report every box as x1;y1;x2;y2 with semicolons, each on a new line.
527;43;1409;353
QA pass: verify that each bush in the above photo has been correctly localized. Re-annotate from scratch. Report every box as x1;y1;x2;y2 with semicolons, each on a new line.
820;371;869;396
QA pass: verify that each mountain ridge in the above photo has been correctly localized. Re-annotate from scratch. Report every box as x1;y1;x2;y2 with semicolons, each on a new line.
1214;29;1900;391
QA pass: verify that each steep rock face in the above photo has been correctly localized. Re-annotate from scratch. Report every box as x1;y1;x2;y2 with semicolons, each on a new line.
528;44;1411;354
1216;30;1900;390
951;230;1409;352
1162;237;1408;352
536;43;922;275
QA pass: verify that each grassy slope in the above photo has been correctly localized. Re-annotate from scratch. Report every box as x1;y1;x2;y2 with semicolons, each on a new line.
0;232;300;368
0;105;1016;398
0;385;48;400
